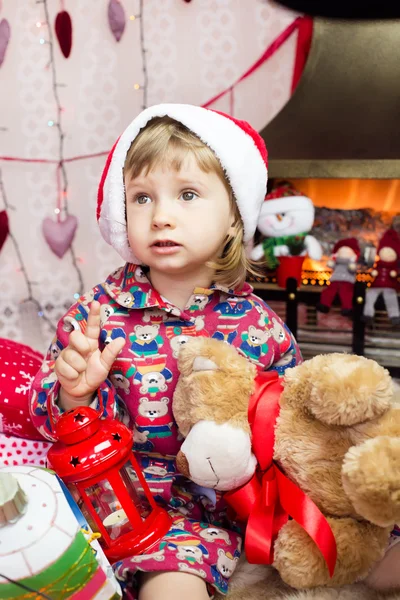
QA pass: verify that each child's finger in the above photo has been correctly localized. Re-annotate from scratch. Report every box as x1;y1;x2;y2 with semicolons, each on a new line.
62;348;88;373
55;356;79;381
99;337;126;373
68;330;92;357
85;301;101;342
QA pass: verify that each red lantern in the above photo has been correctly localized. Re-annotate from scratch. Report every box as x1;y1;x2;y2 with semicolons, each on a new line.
47;406;171;563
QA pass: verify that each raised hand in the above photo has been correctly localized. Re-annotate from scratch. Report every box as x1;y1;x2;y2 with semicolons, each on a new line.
55;301;126;404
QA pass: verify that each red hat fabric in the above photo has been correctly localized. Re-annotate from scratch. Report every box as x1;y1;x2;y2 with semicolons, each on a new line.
333;237;360;258
97;104;268;263
378;228;400;255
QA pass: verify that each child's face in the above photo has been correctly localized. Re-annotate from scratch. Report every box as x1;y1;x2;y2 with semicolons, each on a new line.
124;153;234;277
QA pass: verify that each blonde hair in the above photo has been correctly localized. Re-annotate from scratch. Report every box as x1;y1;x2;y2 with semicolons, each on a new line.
124;116;261;290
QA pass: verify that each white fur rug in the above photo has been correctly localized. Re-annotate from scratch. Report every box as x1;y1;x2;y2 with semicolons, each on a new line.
216;563;400;600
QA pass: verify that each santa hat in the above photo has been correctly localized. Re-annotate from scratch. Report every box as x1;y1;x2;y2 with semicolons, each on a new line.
333;237;360;258
378;228;400;255
261;181;313;215
97;104;268;263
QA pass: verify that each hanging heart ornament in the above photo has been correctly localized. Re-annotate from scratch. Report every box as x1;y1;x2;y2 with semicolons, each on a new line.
0;210;9;252
54;10;73;58
42;215;78;259
108;0;126;42
0;19;10;68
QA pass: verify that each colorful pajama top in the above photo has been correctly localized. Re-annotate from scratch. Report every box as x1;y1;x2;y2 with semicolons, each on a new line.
29;263;302;598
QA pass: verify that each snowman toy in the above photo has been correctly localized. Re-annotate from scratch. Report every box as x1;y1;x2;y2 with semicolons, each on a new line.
250;182;322;269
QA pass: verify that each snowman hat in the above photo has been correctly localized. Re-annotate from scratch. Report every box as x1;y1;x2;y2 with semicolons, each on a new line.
97;104;268;263
261;181;313;215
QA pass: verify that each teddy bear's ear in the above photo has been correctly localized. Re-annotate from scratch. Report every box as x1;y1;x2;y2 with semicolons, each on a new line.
300;354;393;426
192;356;219;372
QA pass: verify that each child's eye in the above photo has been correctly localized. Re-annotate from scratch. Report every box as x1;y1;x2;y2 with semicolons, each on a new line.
135;194;152;205
181;191;198;202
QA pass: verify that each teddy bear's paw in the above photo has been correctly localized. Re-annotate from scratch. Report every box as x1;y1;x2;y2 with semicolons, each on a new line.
273;518;387;589
273;520;333;588
342;437;400;526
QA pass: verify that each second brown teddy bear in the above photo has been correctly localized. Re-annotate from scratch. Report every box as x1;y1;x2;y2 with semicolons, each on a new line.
173;338;400;591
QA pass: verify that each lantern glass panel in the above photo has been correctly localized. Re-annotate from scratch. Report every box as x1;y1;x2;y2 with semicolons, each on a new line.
84;478;134;540
120;460;153;517
66;482;100;535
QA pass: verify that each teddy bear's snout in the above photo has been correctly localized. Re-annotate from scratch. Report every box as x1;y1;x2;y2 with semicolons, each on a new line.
177;420;257;491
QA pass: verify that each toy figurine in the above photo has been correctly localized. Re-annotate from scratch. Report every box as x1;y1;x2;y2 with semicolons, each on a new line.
362;228;400;327
316;237;360;317
250;181;322;268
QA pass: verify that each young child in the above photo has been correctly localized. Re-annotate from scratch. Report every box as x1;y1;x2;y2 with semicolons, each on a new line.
30;104;303;600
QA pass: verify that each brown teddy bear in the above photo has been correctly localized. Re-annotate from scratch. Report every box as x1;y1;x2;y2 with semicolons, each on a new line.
173;337;400;592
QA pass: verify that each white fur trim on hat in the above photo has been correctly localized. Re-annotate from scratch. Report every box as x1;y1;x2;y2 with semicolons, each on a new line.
97;104;268;263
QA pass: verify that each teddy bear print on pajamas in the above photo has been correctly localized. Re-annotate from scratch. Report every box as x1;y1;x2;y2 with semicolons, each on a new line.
29;263;301;598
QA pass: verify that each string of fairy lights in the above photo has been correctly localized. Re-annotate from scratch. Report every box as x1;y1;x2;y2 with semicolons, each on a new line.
40;0;84;297
0;167;55;328
131;0;148;107
1;0;150;329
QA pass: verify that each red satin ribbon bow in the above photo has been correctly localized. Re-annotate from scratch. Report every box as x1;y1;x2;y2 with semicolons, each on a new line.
225;371;337;577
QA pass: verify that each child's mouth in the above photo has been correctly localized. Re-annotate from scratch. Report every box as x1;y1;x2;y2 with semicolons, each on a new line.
151;241;182;254
153;241;180;247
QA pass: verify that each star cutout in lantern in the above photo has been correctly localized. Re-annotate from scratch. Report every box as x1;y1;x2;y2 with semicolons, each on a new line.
112;433;122;442
70;456;80;467
74;413;85;423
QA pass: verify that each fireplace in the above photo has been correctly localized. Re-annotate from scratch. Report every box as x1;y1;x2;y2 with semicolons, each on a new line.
292;178;399;286
251;17;400;371
254;16;400;288
251;177;399;288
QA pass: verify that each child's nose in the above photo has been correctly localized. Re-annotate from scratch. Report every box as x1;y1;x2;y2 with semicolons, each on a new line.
151;200;176;229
